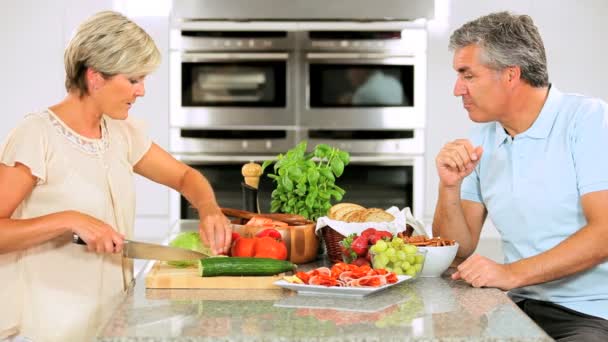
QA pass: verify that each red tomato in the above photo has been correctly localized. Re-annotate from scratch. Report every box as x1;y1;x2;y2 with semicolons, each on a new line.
255;228;282;239
230;237;256;257
253;236;288;260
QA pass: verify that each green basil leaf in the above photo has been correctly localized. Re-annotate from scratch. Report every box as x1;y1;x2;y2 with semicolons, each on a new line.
261;159;274;173
270;200;281;212
288;165;303;178
281;176;293;191
318;191;331;200
329;190;343;201
331;158;344;177
333;185;346;195
319;167;335;182
338;151;350;165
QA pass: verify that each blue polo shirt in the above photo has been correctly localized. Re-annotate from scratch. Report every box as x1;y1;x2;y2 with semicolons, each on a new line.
461;86;608;319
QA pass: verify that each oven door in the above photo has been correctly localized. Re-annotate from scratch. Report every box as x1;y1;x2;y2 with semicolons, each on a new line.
171;154;423;222
171;154;278;220
301;53;426;129
170;51;295;127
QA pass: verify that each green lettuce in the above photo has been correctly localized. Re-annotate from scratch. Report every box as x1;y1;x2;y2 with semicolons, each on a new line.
167;231;206;267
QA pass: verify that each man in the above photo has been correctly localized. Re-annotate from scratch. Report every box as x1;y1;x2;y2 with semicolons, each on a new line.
433;11;608;341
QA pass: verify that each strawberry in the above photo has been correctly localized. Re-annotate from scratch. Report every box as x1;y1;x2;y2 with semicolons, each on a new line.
352;257;371;267
360;228;377;238
351;235;370;256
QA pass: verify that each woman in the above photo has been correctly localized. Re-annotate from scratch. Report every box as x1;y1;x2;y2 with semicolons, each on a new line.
0;11;232;341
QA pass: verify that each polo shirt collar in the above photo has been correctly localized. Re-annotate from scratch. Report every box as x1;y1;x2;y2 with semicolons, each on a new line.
494;85;561;147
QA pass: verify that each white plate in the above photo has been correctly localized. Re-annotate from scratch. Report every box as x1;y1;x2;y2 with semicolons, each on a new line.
273;275;411;298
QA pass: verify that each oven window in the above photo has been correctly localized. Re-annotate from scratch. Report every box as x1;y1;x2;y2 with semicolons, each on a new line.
309;64;414;107
181;164;275;219
181;164;413;219
182;62;286;107
338;165;413;210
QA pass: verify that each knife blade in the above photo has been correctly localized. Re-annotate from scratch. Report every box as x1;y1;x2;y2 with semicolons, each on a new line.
72;234;211;261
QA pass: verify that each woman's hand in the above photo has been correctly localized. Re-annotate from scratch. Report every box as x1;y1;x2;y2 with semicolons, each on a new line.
197;203;232;255
436;139;483;188
62;210;124;254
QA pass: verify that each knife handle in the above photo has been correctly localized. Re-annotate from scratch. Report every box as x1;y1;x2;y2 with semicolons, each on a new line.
72;234;86;245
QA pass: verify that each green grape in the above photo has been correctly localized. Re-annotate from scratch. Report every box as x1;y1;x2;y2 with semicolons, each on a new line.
414;254;425;264
393;267;404;275
385;247;396;258
376;253;389;266
403;244;418;255
405;267;417;276
414;263;423;272
401;261;411;271
396;250;407;261
369;244;381;253
384;266;394;272
375;240;388;252
405;255;415;264
391;237;404;248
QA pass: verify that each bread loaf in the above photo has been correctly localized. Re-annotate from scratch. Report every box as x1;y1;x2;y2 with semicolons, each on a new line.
328;203;395;223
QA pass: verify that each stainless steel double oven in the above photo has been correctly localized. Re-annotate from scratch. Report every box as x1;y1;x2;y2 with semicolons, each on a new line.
169;21;427;222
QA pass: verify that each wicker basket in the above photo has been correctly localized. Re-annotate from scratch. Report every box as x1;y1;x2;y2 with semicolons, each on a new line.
320;226;347;264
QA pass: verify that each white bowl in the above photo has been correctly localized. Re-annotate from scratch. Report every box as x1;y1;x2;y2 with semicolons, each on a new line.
418;243;459;277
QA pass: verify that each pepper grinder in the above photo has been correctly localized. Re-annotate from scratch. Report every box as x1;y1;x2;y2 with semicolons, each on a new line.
241;161;262;213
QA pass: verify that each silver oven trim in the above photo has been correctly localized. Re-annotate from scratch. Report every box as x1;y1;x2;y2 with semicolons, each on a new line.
306;129;425;155
170;51;297;128
306;53;415;60
181;52;289;62
170;128;298;154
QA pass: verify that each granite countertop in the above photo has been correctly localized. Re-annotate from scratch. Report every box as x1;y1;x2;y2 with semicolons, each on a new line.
96;220;552;342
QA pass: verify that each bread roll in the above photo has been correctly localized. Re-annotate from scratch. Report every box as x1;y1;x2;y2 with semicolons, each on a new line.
329;203;364;220
361;208;395;223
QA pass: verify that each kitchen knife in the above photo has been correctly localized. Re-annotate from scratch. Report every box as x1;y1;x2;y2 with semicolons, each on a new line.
72;234;211;261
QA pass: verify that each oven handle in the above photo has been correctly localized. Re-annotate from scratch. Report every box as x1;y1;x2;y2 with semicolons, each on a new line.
306;52;414;59
173;154;421;165
174;154;278;164
181;52;289;62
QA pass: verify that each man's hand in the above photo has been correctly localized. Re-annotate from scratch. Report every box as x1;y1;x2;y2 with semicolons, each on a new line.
436;139;483;187
452;254;520;290
198;204;232;255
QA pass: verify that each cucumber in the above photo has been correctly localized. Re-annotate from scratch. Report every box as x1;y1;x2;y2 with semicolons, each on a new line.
198;257;297;277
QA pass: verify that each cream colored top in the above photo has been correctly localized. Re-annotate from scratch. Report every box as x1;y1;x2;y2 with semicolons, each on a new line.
0;109;151;342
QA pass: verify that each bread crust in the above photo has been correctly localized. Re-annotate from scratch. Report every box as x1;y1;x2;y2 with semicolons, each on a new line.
328;203;395;223
330;203;365;220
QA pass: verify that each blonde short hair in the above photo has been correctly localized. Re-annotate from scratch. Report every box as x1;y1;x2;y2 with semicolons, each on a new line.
64;11;161;96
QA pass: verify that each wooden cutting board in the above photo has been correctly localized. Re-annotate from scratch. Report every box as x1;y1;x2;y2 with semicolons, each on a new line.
145;261;283;289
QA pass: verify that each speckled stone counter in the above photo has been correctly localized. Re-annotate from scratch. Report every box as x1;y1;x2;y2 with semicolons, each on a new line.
96;221;552;341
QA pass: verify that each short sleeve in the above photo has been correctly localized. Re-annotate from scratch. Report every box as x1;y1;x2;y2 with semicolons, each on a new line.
571;99;608;195
123;116;152;166
0;115;48;184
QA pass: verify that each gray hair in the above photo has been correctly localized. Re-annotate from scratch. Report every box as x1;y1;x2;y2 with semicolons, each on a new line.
449;11;549;87
64;11;161;96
